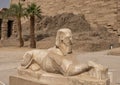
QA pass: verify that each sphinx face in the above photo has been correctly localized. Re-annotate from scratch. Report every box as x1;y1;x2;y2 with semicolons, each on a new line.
59;35;72;55
55;28;73;56
63;36;72;53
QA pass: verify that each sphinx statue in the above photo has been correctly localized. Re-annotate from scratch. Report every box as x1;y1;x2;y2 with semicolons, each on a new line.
18;28;109;80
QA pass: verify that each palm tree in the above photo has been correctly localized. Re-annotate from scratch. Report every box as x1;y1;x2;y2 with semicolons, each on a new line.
7;3;25;47
25;3;41;48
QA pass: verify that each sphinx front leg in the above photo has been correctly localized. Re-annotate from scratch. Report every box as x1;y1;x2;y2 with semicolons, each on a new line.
21;52;33;69
21;52;41;71
88;61;108;80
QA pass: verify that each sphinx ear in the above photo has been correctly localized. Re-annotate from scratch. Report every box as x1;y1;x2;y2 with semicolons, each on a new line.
70;36;73;43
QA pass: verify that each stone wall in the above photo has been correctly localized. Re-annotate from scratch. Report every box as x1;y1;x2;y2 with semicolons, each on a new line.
11;0;119;29
117;0;120;32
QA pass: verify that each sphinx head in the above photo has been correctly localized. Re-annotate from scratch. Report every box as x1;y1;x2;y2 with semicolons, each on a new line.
56;28;72;55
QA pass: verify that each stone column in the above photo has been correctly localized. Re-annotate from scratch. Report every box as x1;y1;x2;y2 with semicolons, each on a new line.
1;19;8;40
11;20;18;38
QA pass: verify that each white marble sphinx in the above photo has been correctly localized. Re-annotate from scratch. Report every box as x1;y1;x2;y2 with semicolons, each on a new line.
17;28;110;85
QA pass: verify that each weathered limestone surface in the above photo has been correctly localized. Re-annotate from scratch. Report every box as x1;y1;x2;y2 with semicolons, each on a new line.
11;20;18;38
10;73;110;85
117;1;120;33
11;0;119;29
16;67;110;85
1;19;8;40
10;76;47;85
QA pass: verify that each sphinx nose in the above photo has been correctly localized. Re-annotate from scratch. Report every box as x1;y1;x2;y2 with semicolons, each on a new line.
66;40;72;45
69;40;72;45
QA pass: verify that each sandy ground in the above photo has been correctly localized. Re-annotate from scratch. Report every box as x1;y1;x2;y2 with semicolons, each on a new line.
0;47;120;85
0;47;32;85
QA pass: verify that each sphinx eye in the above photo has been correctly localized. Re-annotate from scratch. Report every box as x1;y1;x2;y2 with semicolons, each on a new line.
61;40;63;42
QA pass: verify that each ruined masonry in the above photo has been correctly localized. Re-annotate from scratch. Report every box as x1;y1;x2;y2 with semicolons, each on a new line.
11;0;120;30
0;18;17;40
0;0;120;40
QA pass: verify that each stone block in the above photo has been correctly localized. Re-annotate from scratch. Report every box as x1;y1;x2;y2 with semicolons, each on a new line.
9;76;47;85
10;73;110;85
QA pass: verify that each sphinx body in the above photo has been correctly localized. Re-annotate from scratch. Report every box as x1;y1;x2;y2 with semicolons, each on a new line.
19;28;108;79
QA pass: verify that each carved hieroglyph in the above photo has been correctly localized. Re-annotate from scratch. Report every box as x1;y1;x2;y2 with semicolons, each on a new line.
18;28;109;81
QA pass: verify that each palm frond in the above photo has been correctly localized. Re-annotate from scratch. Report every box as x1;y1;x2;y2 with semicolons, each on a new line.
25;3;42;18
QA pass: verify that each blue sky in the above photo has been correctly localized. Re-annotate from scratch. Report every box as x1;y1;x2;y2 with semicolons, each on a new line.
0;0;10;8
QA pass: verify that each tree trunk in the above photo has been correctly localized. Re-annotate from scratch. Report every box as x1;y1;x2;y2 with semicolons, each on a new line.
17;17;24;47
30;15;36;48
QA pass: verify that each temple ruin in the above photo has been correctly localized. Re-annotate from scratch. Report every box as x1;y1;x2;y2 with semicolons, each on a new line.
0;17;17;40
11;0;120;30
0;0;120;41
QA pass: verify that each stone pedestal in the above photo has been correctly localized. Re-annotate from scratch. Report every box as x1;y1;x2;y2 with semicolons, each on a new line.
10;70;110;85
9;76;47;85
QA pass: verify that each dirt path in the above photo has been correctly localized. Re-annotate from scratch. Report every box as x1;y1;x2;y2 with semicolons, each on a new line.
0;47;120;85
